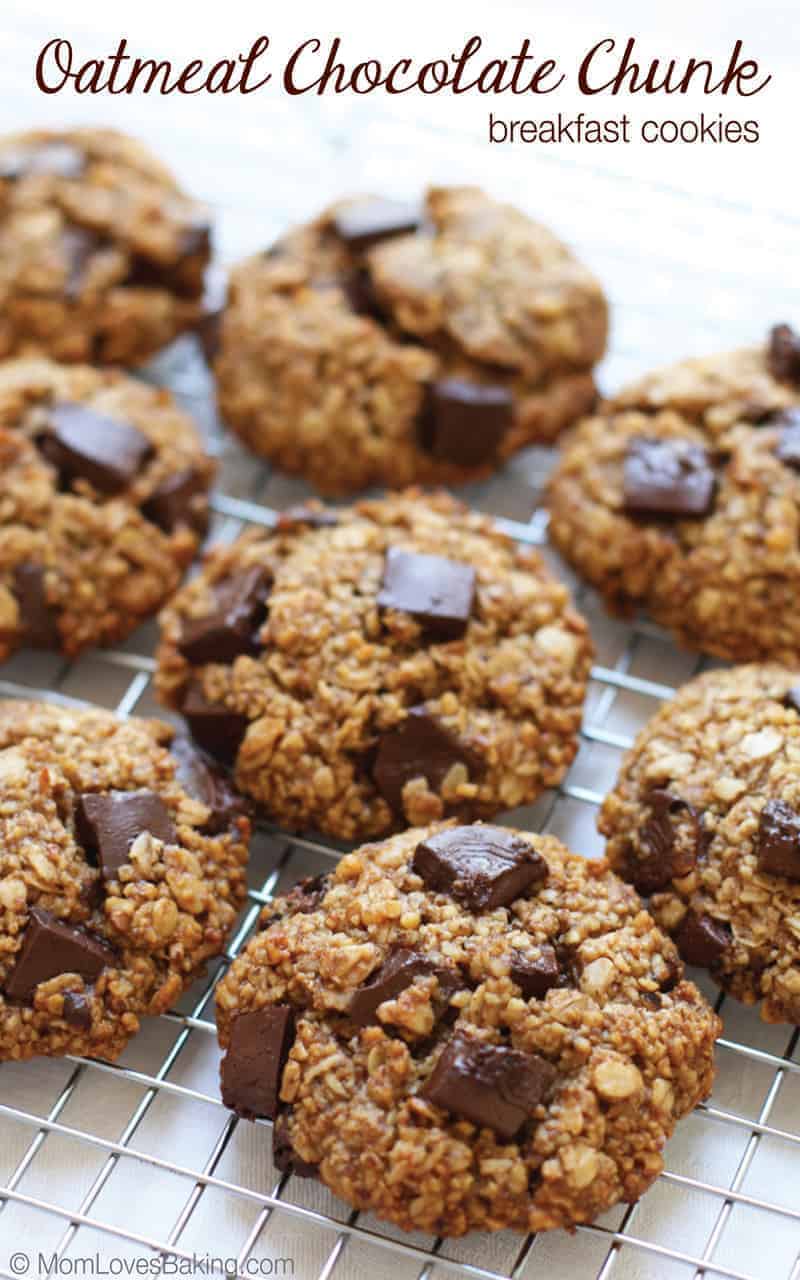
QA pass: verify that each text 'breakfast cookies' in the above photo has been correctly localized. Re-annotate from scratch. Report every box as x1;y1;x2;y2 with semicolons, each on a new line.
0;701;250;1062
600;664;800;1025
213;186;608;493
215;822;720;1236
0;128;210;365
0;356;213;661
156;490;593;841
547;325;800;661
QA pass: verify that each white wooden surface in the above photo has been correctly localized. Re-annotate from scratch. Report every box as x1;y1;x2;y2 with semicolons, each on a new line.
0;3;799;1278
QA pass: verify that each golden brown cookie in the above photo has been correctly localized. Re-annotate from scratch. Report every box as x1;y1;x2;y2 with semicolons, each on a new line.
0;128;209;364
547;326;800;661
214;187;607;494
0;701;250;1062
0;356;214;662
155;490;593;841
216;821;720;1236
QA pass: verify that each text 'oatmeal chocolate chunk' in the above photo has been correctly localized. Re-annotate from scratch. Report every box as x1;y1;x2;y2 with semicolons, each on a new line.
423;1032;557;1141
623;437;717;518
220;1005;295;1120
413;825;548;911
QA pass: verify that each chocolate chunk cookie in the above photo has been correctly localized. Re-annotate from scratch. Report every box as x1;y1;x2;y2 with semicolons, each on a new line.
599;663;800;1024
214;187;607;494
0;128;210;364
548;327;800;661
215;822;719;1235
0;357;214;661
156;490;593;841
0;701;249;1062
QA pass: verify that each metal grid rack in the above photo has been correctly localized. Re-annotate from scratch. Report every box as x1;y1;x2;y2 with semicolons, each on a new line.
1;40;800;1274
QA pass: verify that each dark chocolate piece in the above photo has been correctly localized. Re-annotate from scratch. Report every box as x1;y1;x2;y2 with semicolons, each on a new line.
756;799;800;880
282;875;329;916
182;682;249;766
169;735;252;834
332;199;420;252
60;226;103;301
634;790;702;895
776;423;800;469
198;308;222;363
0;142;85;181
510;945;560;1000
276;505;340;530
5;908;116;1002
377;547;476;641
623;437;716;518
372;706;482;814
412;825;548;912
220;1005;295;1120
768;324;800;385
349;949;460;1026
62;990;92;1031
783;686;800;714
178;567;271;664
126;222;210;299
13;563;60;648
422;1032;557;1140
142;469;209;537
418;379;513;467
39;402;153;495
674;911;730;968
76;790;176;880
272;1112;318;1178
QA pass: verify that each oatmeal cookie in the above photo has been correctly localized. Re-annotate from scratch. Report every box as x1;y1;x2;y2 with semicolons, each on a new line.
0;356;214;661
156;490;593;841
0;700;250;1062
215;821;719;1235
214;187;607;494
600;663;800;1024
547;325;800;661
0;127;209;364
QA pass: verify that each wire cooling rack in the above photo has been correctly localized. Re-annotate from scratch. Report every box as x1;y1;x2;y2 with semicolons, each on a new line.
2;56;800;1277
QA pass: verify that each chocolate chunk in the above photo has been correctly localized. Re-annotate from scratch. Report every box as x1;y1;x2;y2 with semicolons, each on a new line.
418;380;513;467
634;790;702;895
276;505;340;530
783;686;800;714
126;222;210;299
142;469;209;537
178;567;272;665
755;799;800;880
341;266;386;319
349;949;460;1026
76;790;176;880
623;437;716;518
413;825;548;912
60;226;103;301
62;990;92;1031
0;142;85;181
372;706;482;814
768;324;800;385
169;735;252;834
272;1112;318;1178
776;423;800;469
182;682;249;766
377;547;476;641
282;874;329;915
220;1005;295;1120
5;908;116;1002
332;199;421;252
423;1032;556;1140
13;563;60;648
39;402;153;495
674;911;730;968
510;945;561;1000
198;308;222;363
